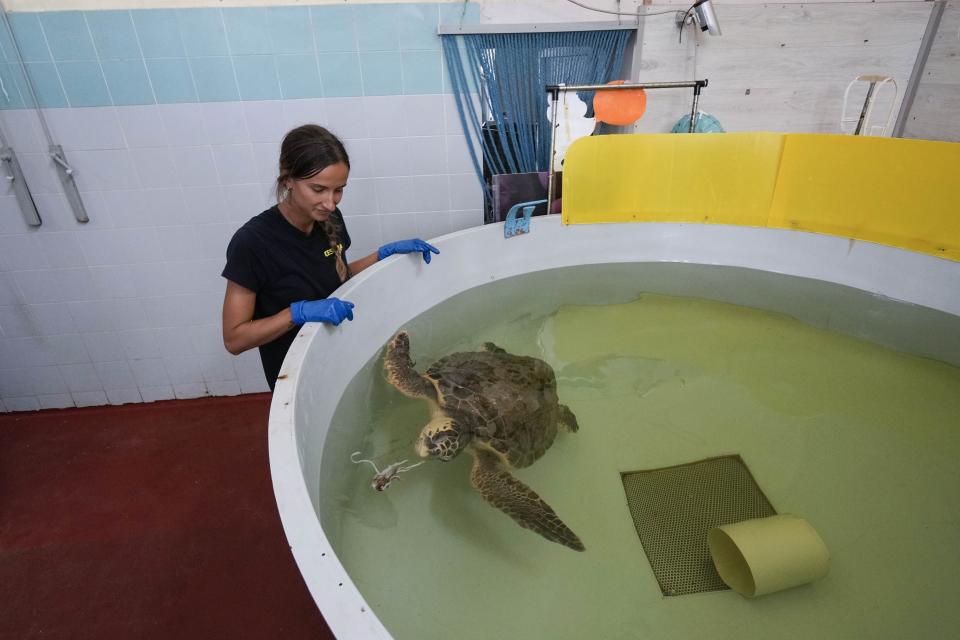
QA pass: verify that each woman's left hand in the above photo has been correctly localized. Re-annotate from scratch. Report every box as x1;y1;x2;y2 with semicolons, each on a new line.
377;238;440;264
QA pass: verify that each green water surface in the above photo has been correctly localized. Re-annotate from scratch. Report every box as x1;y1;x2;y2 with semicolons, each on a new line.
324;292;960;639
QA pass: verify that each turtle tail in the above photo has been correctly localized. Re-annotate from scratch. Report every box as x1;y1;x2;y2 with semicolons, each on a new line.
384;331;436;400
470;448;585;552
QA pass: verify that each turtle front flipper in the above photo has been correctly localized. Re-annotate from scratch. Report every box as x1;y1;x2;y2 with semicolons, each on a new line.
470;448;585;552
384;331;437;400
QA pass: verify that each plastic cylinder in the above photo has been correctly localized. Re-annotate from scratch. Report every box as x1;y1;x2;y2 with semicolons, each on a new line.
708;514;830;597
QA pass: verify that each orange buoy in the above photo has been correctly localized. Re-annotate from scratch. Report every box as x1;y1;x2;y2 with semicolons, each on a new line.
593;80;647;125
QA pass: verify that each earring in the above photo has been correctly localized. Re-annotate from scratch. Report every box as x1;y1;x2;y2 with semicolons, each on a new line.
280;186;290;201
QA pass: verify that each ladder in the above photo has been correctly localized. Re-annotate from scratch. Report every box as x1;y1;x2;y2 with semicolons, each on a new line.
841;75;898;136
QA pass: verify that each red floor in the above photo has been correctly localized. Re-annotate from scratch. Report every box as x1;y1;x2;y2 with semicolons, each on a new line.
0;394;334;640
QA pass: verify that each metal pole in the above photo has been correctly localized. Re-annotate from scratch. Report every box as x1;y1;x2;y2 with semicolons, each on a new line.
0;3;88;223
853;82;877;136
688;83;703;133
546;85;560;218
893;0;946;138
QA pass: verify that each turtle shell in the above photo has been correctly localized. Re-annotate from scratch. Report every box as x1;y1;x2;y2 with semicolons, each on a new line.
423;349;561;468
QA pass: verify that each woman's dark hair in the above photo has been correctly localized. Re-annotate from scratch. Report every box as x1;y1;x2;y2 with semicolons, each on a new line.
277;124;352;282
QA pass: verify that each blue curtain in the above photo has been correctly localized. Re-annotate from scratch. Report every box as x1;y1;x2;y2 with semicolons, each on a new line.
442;29;632;195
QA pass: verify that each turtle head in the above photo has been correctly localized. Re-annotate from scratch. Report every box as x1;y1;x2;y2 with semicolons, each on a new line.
416;413;468;461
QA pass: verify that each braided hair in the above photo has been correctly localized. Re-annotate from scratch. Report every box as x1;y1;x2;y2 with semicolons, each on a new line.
276;125;351;283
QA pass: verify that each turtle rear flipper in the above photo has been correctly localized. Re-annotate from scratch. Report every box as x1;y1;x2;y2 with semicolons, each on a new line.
470;449;585;552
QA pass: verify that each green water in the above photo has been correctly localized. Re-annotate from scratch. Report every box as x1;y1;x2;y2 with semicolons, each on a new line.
325;292;960;639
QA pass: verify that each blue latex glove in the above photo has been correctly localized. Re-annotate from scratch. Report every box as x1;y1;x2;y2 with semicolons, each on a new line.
290;298;354;326
377;238;440;264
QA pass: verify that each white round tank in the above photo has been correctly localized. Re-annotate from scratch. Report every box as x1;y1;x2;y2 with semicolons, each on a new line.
268;216;960;638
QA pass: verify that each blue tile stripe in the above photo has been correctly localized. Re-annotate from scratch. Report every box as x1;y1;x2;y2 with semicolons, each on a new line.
0;3;480;110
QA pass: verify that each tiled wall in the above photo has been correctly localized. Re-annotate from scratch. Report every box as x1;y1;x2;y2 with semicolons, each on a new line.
0;3;484;412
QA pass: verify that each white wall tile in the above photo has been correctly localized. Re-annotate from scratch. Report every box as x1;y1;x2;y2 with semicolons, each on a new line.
72;390;108;407
0;197;32;234
1;369;36;397
14;269;97;304
141;294;213;328
155;327;197;358
67;300;115;333
70;107;127;151
251;142;280;185
195;223;235;260
93;360;136;390
0;109;45;152
410;175;450;212
3;396;39;411
26;303;76;336
343;138;372;179
186;324;223;356
407;136;446;175
172;146;220;188
106;387;142;405
118;328;161;360
79;228;163;266
32;194;78;231
207;380;241;396
180;186;229;225
448;173;482;210
140;385;174;402
243;101;288;143
129;357;170;387
378;213;418;243
403;95;446;137
0;273;22;305
35;232;87;268
445;135;475;174
284;99;327;129
201;352;237;383
202;102;249;145
38;393;75;409
342;214;381;259
89;266;139;299
163;355;204;384
238;377;270;394
224;183;273;223
144;187;190;226
0;304;33;337
212;144;259;185
117;105;168;148
104;299;150;332
155;226;204;261
59;363;102;393
159;103;209;147
450;210;483;232
70;150;140;191
340;178;378;215
130;147;181;189
17;153;62;194
363;96;407;138
82;331;127;362
100;190;155;228
373;177;416;214
0;234;49;271
416;211;452;241
164;259;223;295
324;97;367;139
174;383;207;399
370;138;413;177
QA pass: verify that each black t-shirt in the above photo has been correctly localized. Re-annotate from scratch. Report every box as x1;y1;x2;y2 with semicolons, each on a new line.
221;206;351;389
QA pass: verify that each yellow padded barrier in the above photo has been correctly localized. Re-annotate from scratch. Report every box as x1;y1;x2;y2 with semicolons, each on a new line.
562;132;960;261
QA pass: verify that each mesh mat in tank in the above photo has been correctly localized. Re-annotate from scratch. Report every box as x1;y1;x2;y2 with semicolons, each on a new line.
620;454;776;596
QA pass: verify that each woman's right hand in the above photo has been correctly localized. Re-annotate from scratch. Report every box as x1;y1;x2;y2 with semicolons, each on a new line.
290;298;355;326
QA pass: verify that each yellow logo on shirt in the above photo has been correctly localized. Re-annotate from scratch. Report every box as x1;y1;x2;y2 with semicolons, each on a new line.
324;243;344;257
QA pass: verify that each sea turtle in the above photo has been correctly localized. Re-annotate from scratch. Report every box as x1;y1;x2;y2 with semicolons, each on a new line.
383;330;585;551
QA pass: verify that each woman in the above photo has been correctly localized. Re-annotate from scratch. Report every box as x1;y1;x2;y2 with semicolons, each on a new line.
221;125;439;390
